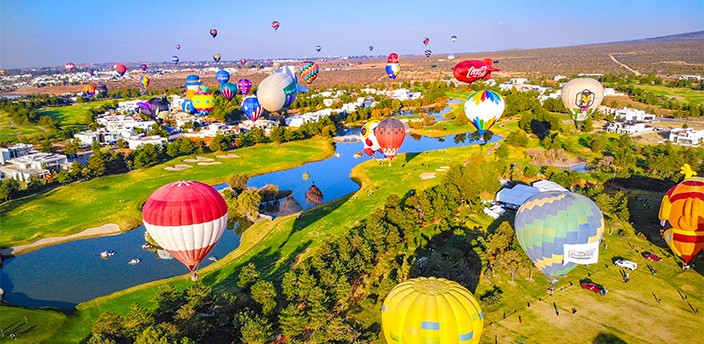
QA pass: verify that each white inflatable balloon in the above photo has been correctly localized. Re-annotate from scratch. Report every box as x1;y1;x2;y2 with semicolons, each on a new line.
257;66;308;112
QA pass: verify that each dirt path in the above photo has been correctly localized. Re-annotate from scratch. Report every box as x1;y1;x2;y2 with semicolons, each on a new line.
0;224;121;257
608;54;641;75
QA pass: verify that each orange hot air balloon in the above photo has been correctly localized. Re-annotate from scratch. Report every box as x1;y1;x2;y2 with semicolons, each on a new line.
373;118;406;161
659;176;704;233
663;228;704;264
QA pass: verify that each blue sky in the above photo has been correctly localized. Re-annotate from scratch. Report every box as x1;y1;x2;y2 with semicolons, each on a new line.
1;0;702;69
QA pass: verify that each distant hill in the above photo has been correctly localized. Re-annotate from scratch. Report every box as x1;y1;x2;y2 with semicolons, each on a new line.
611;30;704;44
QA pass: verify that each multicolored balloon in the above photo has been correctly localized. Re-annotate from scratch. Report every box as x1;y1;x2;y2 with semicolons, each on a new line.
451;35;458;42
659;176;704;233
142;181;228;272
181;99;195;114
240;58;247;66
140;76;150;88
561;78;605;125
140;64;148;71
220;82;237;101
176;44;181;50
241;96;263;122
425;49;432;58
374;118;405;160
185;74;202;99
213;53;222;63
422;37;430;46
361;120;381;156
210;28;218;38
272;21;280;31
453;59;500;84
382;277;483;344
386;53;400;79
305;183;323;205
315;45;321;52
0;69;6;76
83;84;97;98
464;90;505;134
115;64;127;76
298;61;320;84
216;70;230;85
237;78;252;95
257;66;308;113
65;62;75;72
387;53;399;64
515;191;605;280
191;91;215;115
172;56;180;65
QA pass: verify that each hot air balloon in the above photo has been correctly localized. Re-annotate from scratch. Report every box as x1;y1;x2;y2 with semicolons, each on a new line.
142;181;228;277
425;49;432;58
561;78;604;126
663;229;704;265
0;69;6;76
172;56;180;65
215;70;230;85
386;53;400;79
213;53;222;63
115;64;127;76
140;76;150;88
240;58;247;66
453;59;500;84
65;62;75;72
447;54;455;61
87;68;95;76
140;64;148;71
185;74;202;99
220;82;237;101
388;53;399;64
515;191;605;289
181;99;195;114
305;183;323;205
176;44;181;50
137;97;170;119
369;45;374;51
464;90;505;134
272;21;280;31
382;277;483;344
422;37;430;46
83;84;97;98
257;66;308;113
237;78;252;95
374;118;405;161
451;35;458;42
191;90;215;115
97;83;108;97
210;28;218;38
242;96;263;122
659;176;704;233
315;45;321;52
361;120;382;156
298;61;319;84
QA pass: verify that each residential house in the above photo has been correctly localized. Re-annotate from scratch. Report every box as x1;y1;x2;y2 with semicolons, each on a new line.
668;128;704;146
127;135;167;150
0;143;36;165
0;152;68;182
605;121;654;135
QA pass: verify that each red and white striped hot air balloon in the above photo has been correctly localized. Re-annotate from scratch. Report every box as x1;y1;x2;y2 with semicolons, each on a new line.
142;181;228;277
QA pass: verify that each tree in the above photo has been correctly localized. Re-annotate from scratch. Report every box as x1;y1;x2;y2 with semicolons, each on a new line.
84;150;107;177
269;126;285;143
238;311;273;344
55;170;73;184
227;173;249;194
64;139;80;156
238;262;260;289
250;280;277;315
0;179;21;201
494;142;509;160
497;250;525;283
583;116;594;132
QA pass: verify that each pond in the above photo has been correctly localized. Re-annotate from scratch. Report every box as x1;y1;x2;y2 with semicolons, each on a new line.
0;122;500;309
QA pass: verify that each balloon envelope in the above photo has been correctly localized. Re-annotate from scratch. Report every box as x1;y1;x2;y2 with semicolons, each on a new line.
451;35;458;42
663;228;704;264
515;191;605;279
453;59;500;84
361;120;381;156
191;92;215;115
216;70;230;85
425;49;432;58
220;83;237;100
181;99;195;114
237;78;252;95
115;64;127;76
659;177;704;232
374;118;405;160
242;96;263;122
387;53;399;64
382;277;483;344
210;28;218;38
140;76;150;88
257;67;303;112
315;45;321;52
560;78;604;123
176;44;181;50
65;62;75;72
298;61;319;84
272;21;280;31
140;64;147;71
142;181;228;271
386;63;400;79
464;90;505;134
422;37;430;45
305;184;323;205
369;45;374;51
83;84;97;98
213;53;222;62
172;56;179;65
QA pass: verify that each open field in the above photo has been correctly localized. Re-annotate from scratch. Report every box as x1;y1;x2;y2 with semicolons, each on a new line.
38;100;115;130
0;110;47;142
634;84;704;106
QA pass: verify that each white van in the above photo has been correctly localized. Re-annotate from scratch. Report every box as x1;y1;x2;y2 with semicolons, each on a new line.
614;259;637;270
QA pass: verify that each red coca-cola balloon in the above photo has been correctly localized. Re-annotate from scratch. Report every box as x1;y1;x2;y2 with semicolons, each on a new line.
374;118;406;160
387;52;399;64
452;58;500;84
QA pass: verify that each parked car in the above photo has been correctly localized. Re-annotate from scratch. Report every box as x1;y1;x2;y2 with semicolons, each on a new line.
642;252;662;262
614;259;638;270
581;282;608;295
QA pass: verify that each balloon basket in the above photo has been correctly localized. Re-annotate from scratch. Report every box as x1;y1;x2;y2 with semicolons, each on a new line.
191;272;199;281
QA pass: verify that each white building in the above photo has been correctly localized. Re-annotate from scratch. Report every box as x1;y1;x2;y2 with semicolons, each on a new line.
509;78;528;85
0;143;37;165
532;180;568;193
391;88;422;101
74;130;101;147
668;128;704;146
286;109;331;127
605;121;654;135
495;184;540;210
613;107;655;122
0;152;68;182
128;135;167;150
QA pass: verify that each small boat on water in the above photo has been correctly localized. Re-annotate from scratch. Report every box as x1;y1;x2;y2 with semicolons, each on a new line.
128;258;141;265
334;152;342;158
142;243;155;250
208;256;218;262
100;250;116;259
353;152;363;159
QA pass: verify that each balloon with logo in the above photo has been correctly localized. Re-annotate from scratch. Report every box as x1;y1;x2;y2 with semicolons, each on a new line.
139;76;150;88
464;90;505;134
386;53;400;79
210;28;218;38
561;78;604;126
191;89;215;115
515;191;605;287
360;120;382;156
215;70;230;85
115;64;127;76
219;82;237;101
298;61;319;84
142;181;228;277
83;84;97;99
213;53;222;63
451;35;458;42
271;21;280;31
422;37;430;46
172;56;179;65
315;45;321;52
382;277;483;344
453;59;500;84
237;78;252;95
659;166;704;265
242;96;263;122
374;118;405;161
257;66;308;113
65;62;75;72
140;64;148;71
425;49;432;58
185;74;202;99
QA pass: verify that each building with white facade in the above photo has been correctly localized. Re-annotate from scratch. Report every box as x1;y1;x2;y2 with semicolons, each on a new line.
495;184;540;210
0;153;68;182
286;109;332;127
0;143;37;165
74;130;101;146
605;121;655;135
613;107;655;122
127;135;167;150
668;128;704;146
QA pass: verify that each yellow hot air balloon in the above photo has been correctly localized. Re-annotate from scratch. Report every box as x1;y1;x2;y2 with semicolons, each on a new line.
382;277;483;344
659;176;704;233
561;78;604;126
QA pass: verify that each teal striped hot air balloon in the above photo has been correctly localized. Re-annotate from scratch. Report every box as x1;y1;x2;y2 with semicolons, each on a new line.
514;191;604;281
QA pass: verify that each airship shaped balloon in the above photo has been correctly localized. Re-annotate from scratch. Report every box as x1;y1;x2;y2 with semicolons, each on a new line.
374;118;406;160
191;90;215;115
464;90;505;134
386;53;400;79
115;64;127;76
298;61;320;84
382;277;483;344
65;62;75;72
561;78;604;125
515;191;605;281
142;181;228;272
453;59;500;84
360;120;381;156
237;78;253;95
257;66;308;113
215;70;230;85
242;96;264;122
220;82;237;101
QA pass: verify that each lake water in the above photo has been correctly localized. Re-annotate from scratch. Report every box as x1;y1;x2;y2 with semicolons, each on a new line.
0;120;499;309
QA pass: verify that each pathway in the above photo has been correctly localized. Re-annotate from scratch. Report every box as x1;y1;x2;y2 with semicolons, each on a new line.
608;54;641;76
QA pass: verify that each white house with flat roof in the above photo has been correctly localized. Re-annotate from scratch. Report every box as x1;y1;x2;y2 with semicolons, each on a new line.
128;135;167;150
496;184;540;210
74;130;101;147
0;143;37;165
668;128;704;146
0;152;68;182
613;107;655;122
605;121;654;135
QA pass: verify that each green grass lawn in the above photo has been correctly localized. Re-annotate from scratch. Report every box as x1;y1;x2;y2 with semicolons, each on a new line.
38;100;114;131
635;85;704;106
0;110;47;142
0;138;334;249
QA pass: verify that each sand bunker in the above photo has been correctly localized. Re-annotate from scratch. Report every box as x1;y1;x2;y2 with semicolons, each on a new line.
183;156;215;163
197;161;222;166
420;173;437;180
164;164;193;171
216;153;240;159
